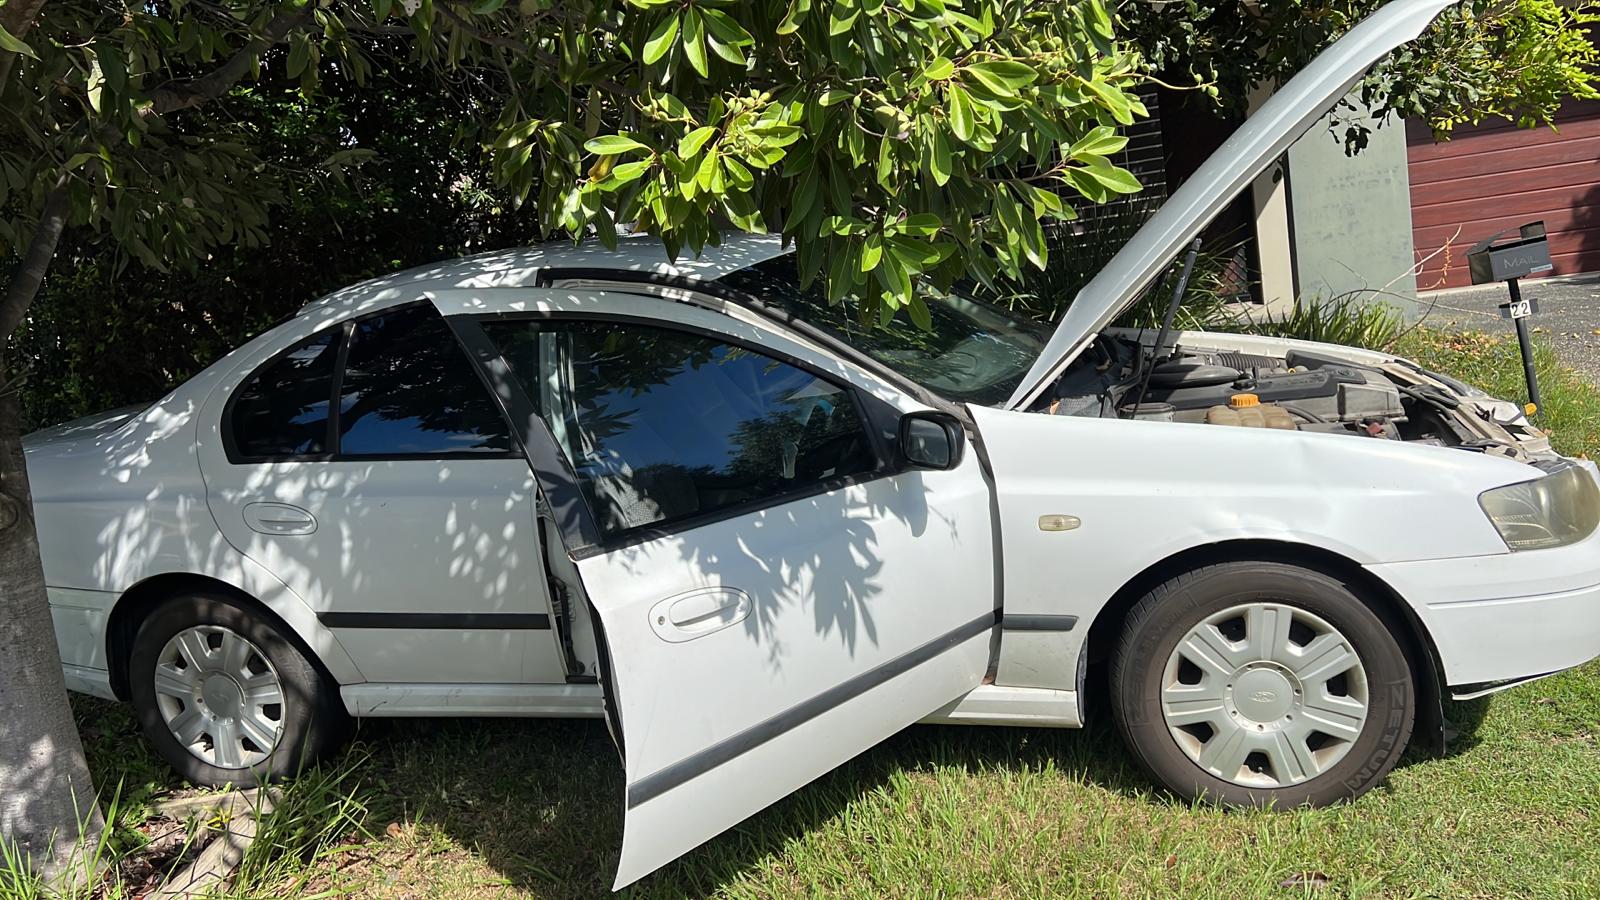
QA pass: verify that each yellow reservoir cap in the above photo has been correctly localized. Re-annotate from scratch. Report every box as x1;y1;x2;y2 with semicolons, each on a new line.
1228;393;1261;408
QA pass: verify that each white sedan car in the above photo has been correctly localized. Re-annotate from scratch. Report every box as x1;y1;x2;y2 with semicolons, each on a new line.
25;0;1600;887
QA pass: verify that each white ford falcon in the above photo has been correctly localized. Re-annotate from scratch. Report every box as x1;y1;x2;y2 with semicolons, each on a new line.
24;0;1600;888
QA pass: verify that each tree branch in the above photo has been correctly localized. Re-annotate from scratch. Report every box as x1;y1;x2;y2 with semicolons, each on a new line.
146;4;313;114
0;175;70;345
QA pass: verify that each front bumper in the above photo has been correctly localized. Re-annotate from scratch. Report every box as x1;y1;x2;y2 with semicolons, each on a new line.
1366;491;1600;690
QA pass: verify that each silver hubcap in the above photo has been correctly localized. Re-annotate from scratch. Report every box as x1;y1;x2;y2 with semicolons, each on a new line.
1160;602;1369;788
153;626;285;769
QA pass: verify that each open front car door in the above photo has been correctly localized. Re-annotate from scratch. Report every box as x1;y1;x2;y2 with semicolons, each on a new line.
444;293;999;888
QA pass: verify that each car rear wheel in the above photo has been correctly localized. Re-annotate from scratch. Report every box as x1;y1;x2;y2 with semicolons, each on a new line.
128;591;349;787
1110;561;1415;808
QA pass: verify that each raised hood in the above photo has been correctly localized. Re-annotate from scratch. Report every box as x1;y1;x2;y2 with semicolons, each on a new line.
1004;0;1459;411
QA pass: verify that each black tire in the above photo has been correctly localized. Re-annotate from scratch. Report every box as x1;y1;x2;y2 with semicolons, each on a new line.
1110;561;1415;808
128;591;350;787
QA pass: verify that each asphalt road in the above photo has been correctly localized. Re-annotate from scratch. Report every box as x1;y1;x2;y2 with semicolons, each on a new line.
1416;276;1600;382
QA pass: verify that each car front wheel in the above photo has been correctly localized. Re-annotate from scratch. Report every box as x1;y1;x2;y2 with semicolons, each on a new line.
1111;561;1415;808
128;591;349;787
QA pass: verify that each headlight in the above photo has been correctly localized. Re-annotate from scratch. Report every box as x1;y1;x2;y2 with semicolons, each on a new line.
1479;464;1600;551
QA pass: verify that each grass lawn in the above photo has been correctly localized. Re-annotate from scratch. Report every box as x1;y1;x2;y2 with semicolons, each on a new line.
36;329;1600;898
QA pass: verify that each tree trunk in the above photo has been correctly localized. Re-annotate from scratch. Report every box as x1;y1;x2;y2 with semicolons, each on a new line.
0;363;104;881
0;175;102;881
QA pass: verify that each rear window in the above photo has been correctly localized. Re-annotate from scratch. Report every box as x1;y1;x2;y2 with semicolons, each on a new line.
335;306;514;456
229;329;340;459
228;305;514;461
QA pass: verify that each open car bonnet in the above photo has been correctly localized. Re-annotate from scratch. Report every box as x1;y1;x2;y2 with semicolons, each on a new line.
1004;0;1460;411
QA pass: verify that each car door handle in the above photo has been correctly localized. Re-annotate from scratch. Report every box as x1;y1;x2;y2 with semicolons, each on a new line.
242;502;317;536
649;588;751;643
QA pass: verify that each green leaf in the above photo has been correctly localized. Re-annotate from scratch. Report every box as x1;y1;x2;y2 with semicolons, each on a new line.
471;0;507;12
829;5;859;35
929;129;952;186
584;134;651;155
702;8;754;46
887;235;939;272
876;138;894;189
1085;79;1134;125
708;35;747;66
826;244;855;301
1082;156;1141;194
778;0;811;34
907;292;932;331
922;56;955;82
1086;0;1113;39
287;37;310;79
642;14;680;65
966;60;1035;96
861;232;883;272
723;157;754;191
789;167;820;227
695;147;720;190
605;159;652;185
948;84;974;142
496;120;542;149
0;24;37;60
682;9;709;76
1067;124;1127;160
874;251;912;303
900;213;940;236
678;125;717;158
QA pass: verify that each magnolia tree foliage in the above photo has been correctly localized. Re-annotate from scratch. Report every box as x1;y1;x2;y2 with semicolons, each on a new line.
474;0;1146;327
2;0;1144;337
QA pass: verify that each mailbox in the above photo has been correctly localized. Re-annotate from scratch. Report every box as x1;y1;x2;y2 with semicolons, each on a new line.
1467;221;1553;285
1463;220;1552;417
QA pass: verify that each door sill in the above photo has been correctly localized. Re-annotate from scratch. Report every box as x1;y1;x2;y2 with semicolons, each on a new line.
919;684;1081;728
342;682;606;717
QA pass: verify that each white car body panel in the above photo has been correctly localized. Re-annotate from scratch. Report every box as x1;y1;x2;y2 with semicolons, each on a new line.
1365;461;1600;687
26;368;367;688
577;456;997;888
189;293;568;685
966;402;1533;694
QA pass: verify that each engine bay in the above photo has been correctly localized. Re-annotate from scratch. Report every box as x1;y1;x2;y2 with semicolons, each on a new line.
1043;331;1554;460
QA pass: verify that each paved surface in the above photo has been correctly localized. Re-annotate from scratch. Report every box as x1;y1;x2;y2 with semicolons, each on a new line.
1416;276;1600;383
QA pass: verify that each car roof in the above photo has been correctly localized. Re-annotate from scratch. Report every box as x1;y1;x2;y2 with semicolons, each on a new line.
301;230;789;313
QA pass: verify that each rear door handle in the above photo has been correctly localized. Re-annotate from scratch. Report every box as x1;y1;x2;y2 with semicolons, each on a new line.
242;502;317;536
649;588;751;643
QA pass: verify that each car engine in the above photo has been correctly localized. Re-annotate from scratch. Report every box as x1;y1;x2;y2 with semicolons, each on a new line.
1044;332;1554;460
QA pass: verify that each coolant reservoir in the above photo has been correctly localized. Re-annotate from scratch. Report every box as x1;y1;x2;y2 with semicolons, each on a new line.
1206;397;1296;430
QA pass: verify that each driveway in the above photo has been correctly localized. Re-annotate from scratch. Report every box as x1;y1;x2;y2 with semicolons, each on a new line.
1416;276;1600;382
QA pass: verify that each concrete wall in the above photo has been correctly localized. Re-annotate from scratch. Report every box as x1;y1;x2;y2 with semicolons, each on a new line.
1285;101;1420;316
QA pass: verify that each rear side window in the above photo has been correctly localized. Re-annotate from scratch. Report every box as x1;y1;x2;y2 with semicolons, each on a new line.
229;329;340;459
483;319;877;539
228;305;514;461
336;306;513;456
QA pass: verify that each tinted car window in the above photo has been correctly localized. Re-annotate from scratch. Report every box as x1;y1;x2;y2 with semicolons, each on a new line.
230;328;340;459
484;320;877;538
337;306;513;456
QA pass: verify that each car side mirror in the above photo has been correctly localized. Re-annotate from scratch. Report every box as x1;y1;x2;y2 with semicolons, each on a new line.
899;411;965;471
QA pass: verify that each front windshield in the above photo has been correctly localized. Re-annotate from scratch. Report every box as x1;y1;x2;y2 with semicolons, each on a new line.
716;257;1047;407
